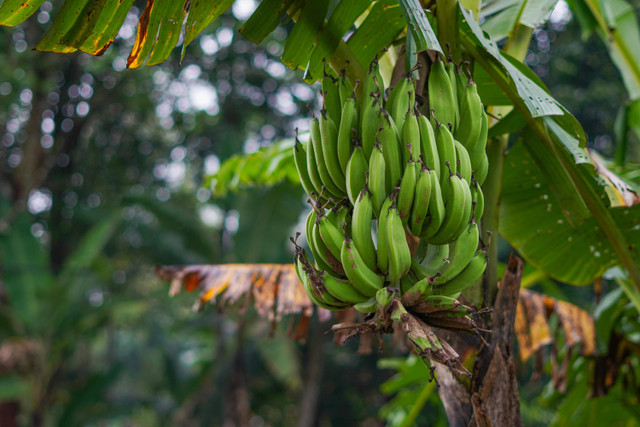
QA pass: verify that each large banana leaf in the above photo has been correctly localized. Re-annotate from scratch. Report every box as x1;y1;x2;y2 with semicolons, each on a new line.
501;142;640;285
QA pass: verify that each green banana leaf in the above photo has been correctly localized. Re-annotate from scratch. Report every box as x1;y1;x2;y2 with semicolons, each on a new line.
500;141;640;285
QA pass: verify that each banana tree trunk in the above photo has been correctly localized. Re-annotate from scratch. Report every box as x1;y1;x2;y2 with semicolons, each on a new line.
436;255;523;426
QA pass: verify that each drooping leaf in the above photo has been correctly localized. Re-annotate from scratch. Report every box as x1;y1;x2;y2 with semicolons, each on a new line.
0;0;45;26
127;0;187;68
500;142;640;285
156;264;330;323
35;0;134;55
397;0;442;54
515;288;596;362
182;0;235;52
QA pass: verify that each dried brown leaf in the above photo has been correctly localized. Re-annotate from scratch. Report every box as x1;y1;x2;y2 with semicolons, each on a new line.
515;289;552;361
515;288;595;362
155;264;331;323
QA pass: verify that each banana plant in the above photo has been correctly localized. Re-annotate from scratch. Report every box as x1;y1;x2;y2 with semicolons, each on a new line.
2;0;640;425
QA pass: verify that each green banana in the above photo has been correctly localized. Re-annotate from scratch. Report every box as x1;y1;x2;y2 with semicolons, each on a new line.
317;212;346;260
470;178;485;221
418;114;440;178
433;119;457;196
420;170;445;239
293;136;321;201
354;297;377;313
345;142;368;206
322;69;341;125
419;295;460;312
402;275;435;305
402;110;421;165
352;187;378;271
319;111;347;192
376;196;394;273
385;203;412;283
369;141;387;215
470;111;489;185
337;96;358;173
295;250;350;310
425;169;472;245
310;209;346;276
305;209;335;273
428;55;457;130
454;74;484;153
431;249;487;296
377;110;403;193
473;151;489;187
397;158;417;226
338;69;355;106
411;243;449;277
341;237;385;297
304;129;327;199
361;58;384;105
409;163;432;236
322;271;369;304
447;58;459;125
386;77;413;131
454;139;472;184
431;220;479;285
310;117;345;199
361;89;382;159
326;201;350;230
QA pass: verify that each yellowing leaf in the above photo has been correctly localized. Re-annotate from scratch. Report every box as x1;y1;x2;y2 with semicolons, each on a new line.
515;289;596;362
156;264;332;323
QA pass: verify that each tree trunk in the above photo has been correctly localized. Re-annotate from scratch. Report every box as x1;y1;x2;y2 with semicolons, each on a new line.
437;254;524;427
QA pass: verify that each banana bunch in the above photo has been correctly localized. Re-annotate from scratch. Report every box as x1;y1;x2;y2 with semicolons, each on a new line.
293;56;489;313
